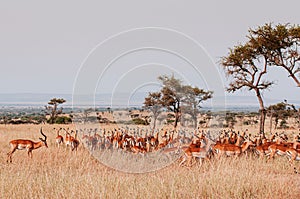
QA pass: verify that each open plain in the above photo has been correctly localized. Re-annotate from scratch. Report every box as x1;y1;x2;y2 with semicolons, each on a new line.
0;124;299;198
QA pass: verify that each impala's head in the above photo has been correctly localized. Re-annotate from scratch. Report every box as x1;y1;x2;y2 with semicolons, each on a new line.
39;128;48;148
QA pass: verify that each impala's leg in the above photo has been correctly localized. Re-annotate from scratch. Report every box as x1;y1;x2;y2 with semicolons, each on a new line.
179;155;186;166
206;157;214;169
234;153;239;160
259;152;264;159
268;150;276;161
288;153;299;174
27;149;33;158
199;158;203;167
217;151;222;159
7;148;16;163
187;156;193;167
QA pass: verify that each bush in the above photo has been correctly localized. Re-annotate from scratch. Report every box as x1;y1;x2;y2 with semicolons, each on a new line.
243;121;250;125
132;118;148;125
49;116;72;124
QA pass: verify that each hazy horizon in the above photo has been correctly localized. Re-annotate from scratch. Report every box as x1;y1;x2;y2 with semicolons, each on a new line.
0;92;299;110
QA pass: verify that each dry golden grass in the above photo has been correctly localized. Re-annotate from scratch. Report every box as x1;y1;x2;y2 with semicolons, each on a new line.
0;124;299;199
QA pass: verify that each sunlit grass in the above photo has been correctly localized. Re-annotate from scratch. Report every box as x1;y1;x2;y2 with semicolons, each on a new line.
0;124;299;198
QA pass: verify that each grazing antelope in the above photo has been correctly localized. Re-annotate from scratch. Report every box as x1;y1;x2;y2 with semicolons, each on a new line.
285;148;300;174
54;127;64;147
179;144;212;166
179;138;214;167
285;148;300;165
255;141;274;158
69;130;80;151
267;135;299;159
63;128;77;151
7;128;48;163
64;128;72;148
213;140;255;158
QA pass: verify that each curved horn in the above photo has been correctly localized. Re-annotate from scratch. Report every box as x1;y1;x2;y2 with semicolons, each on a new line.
40;128;47;140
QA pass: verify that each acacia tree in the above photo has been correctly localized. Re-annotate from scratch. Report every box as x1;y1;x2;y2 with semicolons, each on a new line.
221;44;274;135
248;23;300;87
143;92;163;132
267;102;286;132
45;98;66;124
182;86;213;129
158;75;212;129
159;75;184;128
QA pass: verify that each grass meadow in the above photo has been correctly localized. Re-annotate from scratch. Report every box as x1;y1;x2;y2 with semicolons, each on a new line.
0;124;299;198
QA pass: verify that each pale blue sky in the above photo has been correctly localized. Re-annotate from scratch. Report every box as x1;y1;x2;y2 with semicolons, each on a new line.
0;1;299;105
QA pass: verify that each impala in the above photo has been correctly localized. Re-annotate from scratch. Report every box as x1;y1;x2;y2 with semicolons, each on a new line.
255;141;274;158
179;137;214;167
70;130;80;151
268;137;300;160
54;127;64;147
213;140;255;158
285;148;300;174
64;128;72;148
7;128;48;163
268;143;291;159
285;148;300;165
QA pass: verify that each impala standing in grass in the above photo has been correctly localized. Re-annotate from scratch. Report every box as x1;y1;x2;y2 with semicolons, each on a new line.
7;128;48;163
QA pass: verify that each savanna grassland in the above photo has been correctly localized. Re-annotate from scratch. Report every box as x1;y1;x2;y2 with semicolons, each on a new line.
0;124;300;199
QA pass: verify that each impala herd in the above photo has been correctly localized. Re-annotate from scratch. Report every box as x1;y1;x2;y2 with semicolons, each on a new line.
6;126;300;173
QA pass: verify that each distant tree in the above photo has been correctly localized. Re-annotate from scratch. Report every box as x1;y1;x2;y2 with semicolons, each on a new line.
143;92;163;132
224;112;237;129
221;42;274;136
45;98;66;124
158;75;185;128
182;86;213;129
158;75;212;129
107;107;112;114
2;115;8;125
267;101;297;131
83;108;94;123
248;23;300;87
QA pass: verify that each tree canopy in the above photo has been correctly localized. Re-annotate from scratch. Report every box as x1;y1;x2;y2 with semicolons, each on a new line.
221;23;300;135
144;75;213;129
45;98;66;124
248;23;300;86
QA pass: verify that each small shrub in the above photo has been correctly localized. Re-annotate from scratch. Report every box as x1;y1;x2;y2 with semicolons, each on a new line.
132;118;148;125
50;116;72;124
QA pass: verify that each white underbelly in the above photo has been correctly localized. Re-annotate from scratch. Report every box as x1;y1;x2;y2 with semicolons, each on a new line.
17;145;27;150
226;151;237;156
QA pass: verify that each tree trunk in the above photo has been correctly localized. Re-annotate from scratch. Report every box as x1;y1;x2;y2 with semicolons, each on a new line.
174;111;180;128
152;116;157;133
256;90;266;136
173;101;181;129
193;116;197;129
259;109;266;136
269;113;273;134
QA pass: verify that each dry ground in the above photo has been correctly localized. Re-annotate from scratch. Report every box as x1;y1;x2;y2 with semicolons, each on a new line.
0;124;299;199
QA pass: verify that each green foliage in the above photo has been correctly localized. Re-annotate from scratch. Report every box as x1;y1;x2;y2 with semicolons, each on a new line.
279;119;288;129
45;98;66;124
220;23;300;134
148;74;213;128
243;121;250;125
248;23;300;87
132;118;148;125
51;116;72;124
267;101;297;129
